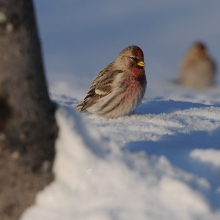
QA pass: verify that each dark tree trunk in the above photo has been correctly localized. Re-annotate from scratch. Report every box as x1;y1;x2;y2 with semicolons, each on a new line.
0;0;58;219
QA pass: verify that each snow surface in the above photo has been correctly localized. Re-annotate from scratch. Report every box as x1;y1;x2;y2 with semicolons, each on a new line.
21;106;220;220
21;1;220;220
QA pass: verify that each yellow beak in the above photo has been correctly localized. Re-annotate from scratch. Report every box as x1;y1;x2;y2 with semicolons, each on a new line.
137;60;145;67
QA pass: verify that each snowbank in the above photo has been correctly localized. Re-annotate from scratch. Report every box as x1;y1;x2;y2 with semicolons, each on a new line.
21;106;220;220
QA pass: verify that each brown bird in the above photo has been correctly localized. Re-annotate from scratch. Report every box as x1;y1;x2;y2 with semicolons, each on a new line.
180;42;216;89
76;45;147;118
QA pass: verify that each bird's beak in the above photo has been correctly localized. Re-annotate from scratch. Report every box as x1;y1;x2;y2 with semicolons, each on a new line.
137;60;145;67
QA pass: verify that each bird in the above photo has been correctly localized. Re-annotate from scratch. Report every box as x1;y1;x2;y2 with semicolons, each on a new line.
179;42;216;89
76;45;147;118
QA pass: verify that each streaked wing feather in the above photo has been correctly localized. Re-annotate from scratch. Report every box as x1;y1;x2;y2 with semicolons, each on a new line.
76;63;123;111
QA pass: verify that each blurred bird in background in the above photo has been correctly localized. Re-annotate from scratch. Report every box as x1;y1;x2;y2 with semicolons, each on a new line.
179;42;216;89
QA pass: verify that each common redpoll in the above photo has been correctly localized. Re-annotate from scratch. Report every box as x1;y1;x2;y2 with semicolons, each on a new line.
180;42;216;89
76;45;147;118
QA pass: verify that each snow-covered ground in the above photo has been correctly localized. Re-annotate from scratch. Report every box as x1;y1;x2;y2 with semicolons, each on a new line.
21;1;220;220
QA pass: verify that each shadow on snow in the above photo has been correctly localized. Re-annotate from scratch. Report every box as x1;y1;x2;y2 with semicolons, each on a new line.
125;103;220;211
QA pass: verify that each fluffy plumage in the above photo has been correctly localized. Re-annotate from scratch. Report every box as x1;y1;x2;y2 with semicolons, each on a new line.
180;42;216;89
76;45;147;118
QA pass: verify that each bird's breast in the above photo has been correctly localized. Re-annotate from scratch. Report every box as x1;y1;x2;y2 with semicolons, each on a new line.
124;73;146;98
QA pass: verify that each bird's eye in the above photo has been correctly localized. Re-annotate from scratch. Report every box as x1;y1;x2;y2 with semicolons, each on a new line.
130;57;137;61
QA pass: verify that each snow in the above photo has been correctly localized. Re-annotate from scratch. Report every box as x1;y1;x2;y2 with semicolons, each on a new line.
21;107;220;220
21;1;220;220
190;149;220;168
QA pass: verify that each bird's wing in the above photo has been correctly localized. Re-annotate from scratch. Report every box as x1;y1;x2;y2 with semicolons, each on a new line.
76;63;123;111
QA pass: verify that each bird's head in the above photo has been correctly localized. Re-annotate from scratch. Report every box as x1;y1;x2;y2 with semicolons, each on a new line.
117;45;145;71
190;42;208;59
